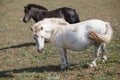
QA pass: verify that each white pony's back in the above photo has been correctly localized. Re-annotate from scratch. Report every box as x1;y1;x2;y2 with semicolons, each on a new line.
73;19;106;32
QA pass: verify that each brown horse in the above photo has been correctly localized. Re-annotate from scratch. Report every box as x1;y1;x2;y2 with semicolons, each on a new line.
23;4;80;24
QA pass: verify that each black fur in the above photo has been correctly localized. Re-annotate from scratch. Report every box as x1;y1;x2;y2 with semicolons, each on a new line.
23;4;80;24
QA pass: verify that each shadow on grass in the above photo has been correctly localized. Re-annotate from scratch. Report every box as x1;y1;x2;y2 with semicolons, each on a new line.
0;64;78;78
0;41;50;51
0;65;59;78
0;42;36;50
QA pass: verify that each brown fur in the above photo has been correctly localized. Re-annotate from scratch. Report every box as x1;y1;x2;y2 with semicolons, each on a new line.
88;30;107;43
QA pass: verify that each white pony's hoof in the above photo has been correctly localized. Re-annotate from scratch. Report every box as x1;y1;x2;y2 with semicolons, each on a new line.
60;63;70;70
60;64;66;70
102;59;106;63
89;62;97;68
102;56;107;62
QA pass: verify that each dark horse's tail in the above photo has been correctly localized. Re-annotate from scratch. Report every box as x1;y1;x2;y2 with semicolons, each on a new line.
60;7;80;24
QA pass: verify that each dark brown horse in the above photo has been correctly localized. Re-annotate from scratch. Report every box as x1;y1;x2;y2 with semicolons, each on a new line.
23;4;80;24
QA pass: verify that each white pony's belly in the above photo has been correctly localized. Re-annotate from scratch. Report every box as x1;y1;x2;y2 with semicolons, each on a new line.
52;26;93;51
63;37;92;51
67;42;92;51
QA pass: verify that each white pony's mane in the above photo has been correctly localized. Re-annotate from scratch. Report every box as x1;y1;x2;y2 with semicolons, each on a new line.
32;18;69;31
42;18;69;25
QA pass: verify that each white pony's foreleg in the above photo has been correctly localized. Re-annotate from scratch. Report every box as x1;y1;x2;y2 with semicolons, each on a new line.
101;43;107;62
58;48;70;70
89;43;102;68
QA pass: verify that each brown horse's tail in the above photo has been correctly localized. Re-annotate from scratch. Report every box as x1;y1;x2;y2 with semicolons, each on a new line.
88;22;113;43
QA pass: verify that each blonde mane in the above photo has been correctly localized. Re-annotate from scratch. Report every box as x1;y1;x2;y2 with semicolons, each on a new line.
42;18;69;25
31;18;69;32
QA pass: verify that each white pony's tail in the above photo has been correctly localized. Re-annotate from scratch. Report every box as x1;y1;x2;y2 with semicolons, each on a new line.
88;22;113;43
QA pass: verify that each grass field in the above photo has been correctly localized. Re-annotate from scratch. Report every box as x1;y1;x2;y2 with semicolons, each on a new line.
0;0;120;80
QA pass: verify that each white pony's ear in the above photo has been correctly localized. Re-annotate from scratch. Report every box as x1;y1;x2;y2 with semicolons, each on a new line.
31;25;35;31
31;23;40;31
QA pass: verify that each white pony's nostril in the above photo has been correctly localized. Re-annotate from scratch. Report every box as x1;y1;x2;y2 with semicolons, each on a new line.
31;28;33;31
37;49;40;52
38;48;44;53
42;48;44;51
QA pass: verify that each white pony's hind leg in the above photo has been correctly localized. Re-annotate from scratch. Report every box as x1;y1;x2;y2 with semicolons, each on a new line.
58;48;70;70
89;43;102;68
101;43;107;62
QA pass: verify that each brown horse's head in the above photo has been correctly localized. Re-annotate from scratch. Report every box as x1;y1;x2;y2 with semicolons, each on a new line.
23;4;48;23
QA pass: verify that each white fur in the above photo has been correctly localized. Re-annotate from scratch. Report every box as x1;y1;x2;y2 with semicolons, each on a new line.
31;18;113;69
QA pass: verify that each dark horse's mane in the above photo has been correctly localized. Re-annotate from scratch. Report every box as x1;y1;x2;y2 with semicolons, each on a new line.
25;4;48;11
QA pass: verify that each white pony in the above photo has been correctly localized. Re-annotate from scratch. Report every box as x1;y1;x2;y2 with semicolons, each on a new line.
31;18;113;70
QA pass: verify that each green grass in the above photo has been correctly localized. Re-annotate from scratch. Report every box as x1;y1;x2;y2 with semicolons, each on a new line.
0;0;120;80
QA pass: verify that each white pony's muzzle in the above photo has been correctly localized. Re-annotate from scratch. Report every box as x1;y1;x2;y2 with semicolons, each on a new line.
33;35;45;53
38;48;44;53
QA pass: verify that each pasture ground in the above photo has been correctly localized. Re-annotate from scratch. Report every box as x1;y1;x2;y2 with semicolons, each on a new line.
0;0;120;80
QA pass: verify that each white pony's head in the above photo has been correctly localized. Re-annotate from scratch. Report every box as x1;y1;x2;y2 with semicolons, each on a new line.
31;18;69;53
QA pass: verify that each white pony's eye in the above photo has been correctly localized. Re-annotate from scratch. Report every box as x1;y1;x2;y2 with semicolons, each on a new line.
41;36;44;38
37;27;43;32
40;27;43;30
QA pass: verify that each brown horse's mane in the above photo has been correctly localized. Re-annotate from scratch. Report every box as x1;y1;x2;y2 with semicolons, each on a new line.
26;4;48;11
